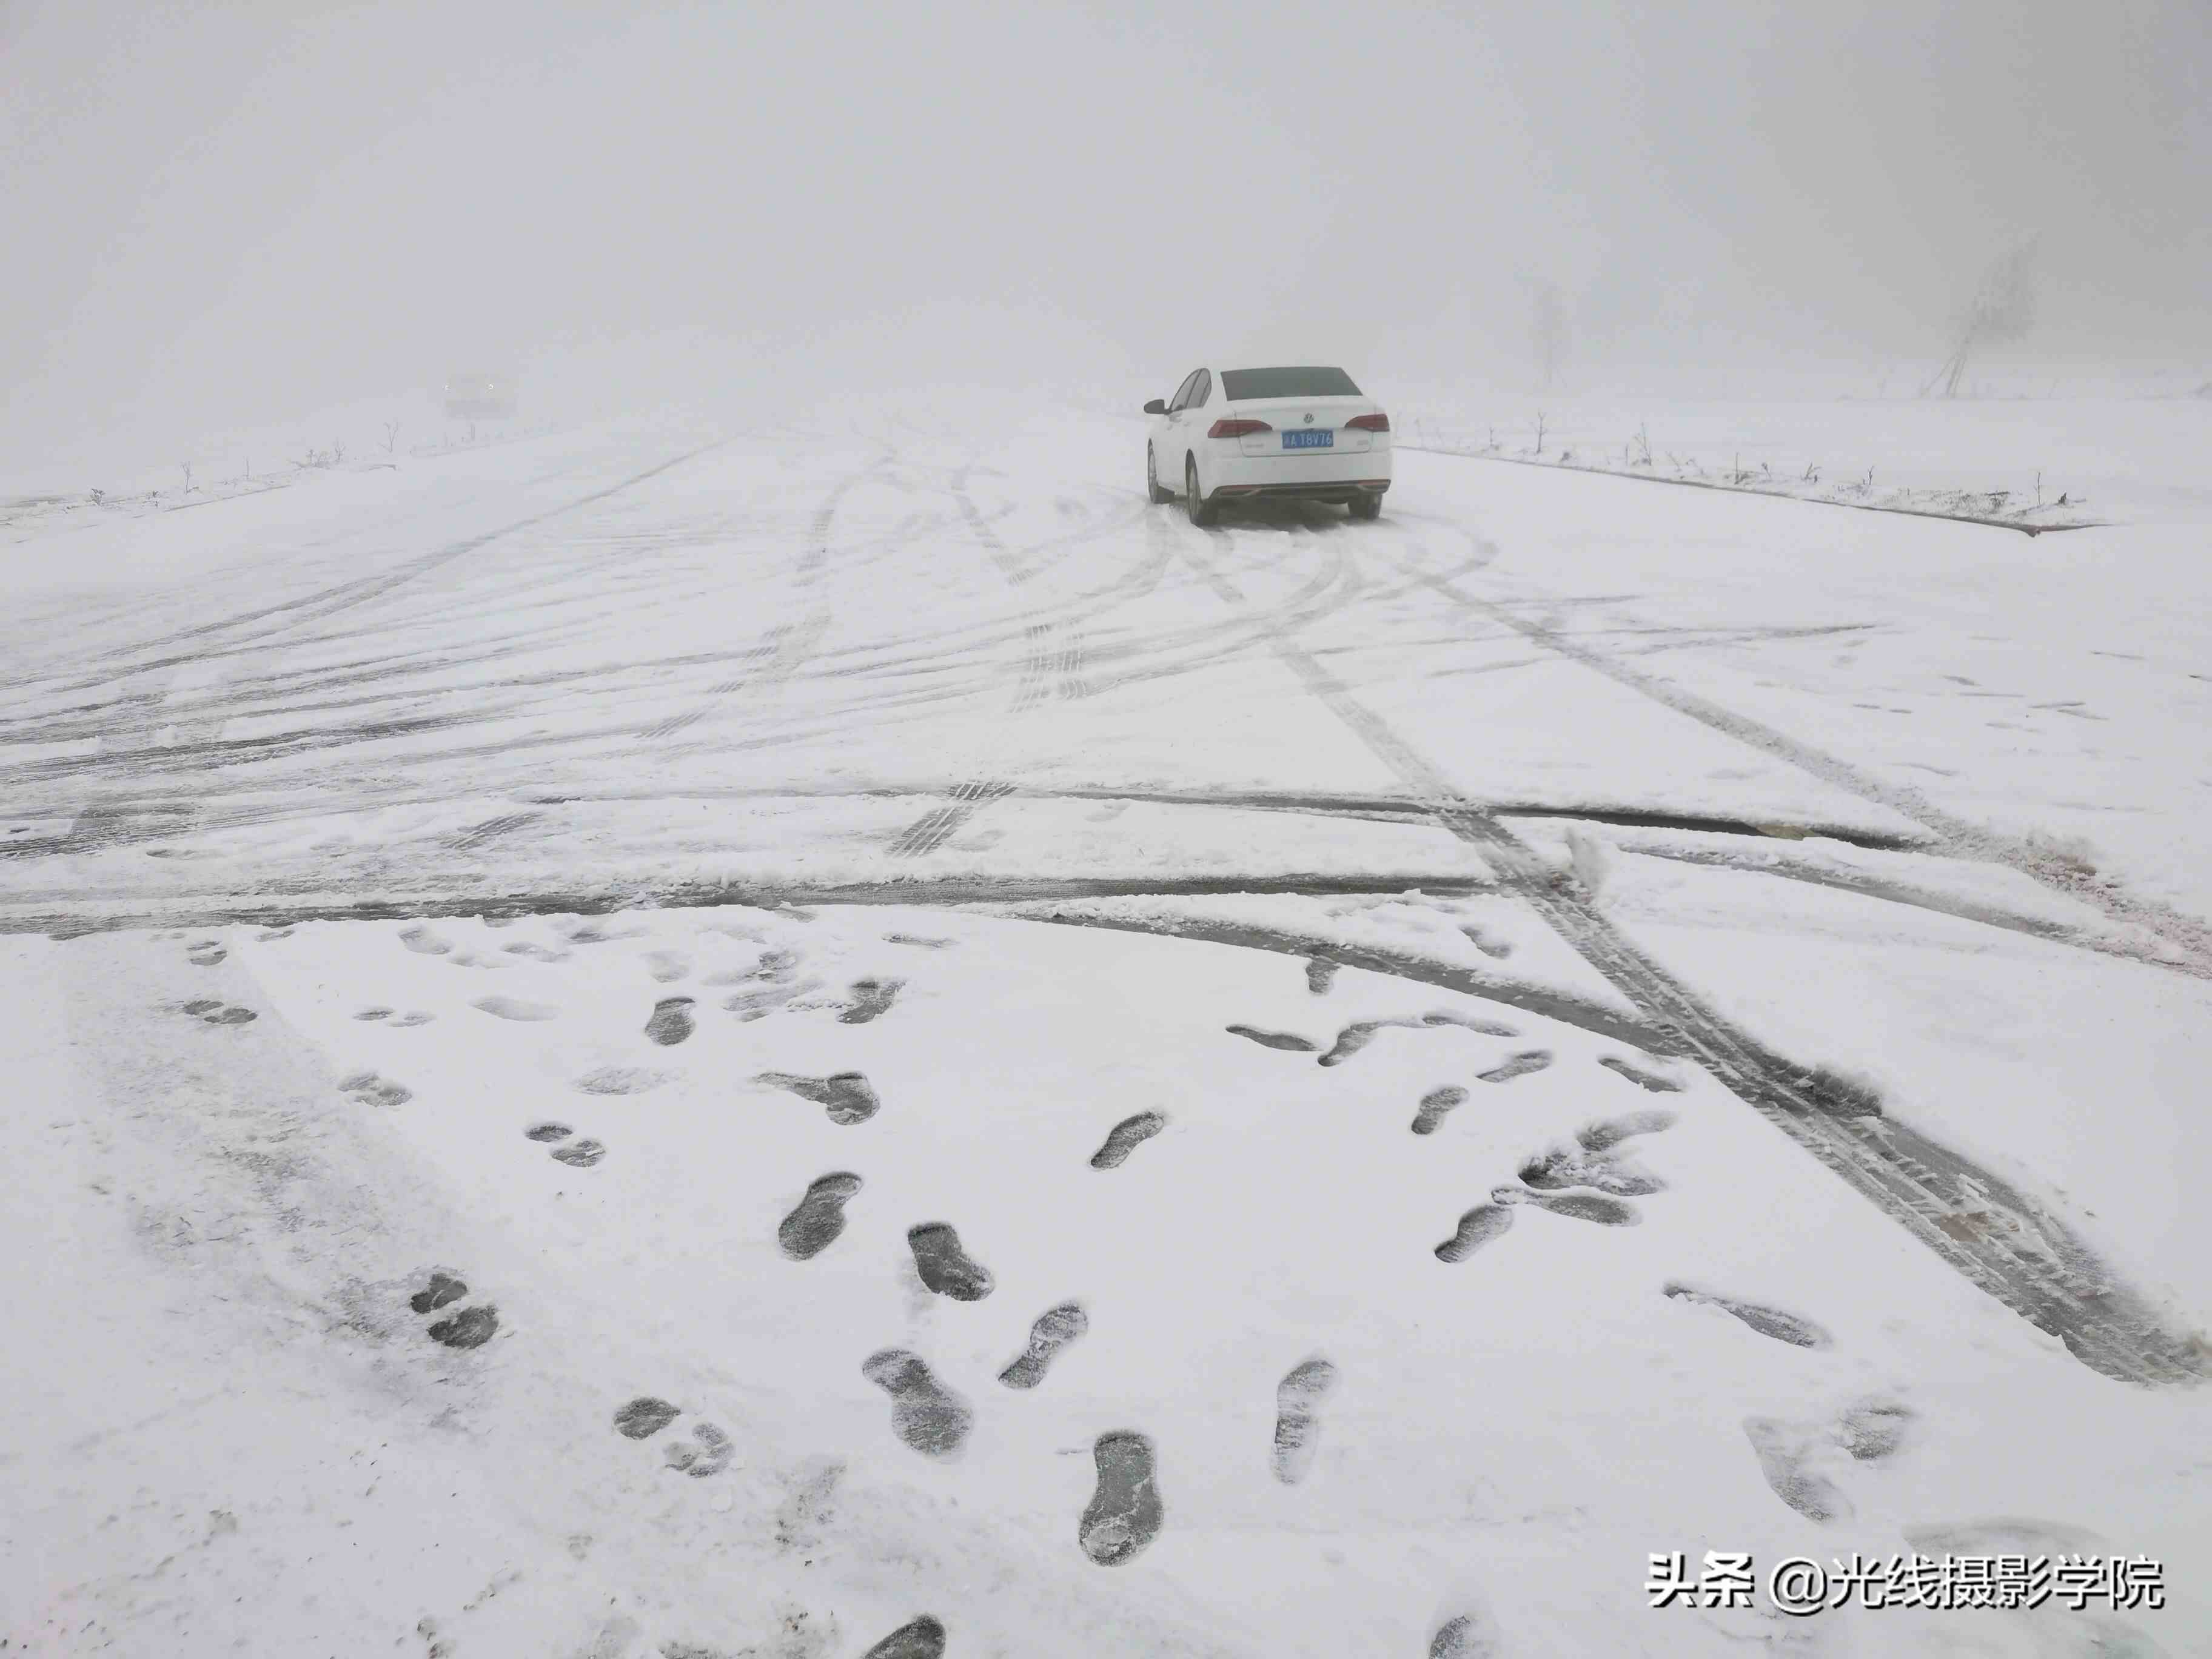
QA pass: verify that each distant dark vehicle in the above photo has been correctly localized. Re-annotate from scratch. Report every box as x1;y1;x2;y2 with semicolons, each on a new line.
444;372;517;420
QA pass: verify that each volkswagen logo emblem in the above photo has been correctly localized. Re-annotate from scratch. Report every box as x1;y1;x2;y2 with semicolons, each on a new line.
1302;412;1313;424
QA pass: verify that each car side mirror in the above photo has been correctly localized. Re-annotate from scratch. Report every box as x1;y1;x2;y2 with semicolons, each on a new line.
1142;399;1167;415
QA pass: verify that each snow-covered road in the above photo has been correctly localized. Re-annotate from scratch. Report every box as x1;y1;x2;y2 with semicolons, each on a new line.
5;407;2208;1656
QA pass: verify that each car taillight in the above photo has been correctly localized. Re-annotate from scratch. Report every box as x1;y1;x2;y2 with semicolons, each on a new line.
1208;418;1273;438
1346;412;1390;432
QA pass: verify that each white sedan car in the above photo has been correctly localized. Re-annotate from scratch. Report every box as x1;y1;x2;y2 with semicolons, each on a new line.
1144;364;1392;524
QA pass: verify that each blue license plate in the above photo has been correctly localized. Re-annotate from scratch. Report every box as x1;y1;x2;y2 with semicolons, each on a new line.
1282;429;1333;449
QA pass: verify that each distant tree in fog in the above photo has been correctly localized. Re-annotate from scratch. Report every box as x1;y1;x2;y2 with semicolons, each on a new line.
1928;238;2039;398
1532;282;1567;390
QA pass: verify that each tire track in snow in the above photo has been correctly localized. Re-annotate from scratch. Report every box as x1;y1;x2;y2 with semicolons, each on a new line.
1399;554;2212;979
1179;529;2204;1388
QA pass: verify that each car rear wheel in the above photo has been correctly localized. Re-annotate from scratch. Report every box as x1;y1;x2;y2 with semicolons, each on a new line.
1147;445;1173;504
1184;457;1219;527
1348;492;1382;521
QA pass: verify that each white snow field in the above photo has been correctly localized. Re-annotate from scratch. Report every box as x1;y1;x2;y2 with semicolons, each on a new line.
4;401;2209;1658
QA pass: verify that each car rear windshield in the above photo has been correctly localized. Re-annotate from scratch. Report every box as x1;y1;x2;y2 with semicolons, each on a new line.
1219;366;1361;400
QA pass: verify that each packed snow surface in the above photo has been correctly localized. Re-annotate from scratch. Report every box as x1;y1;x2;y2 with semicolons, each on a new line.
4;401;2207;1656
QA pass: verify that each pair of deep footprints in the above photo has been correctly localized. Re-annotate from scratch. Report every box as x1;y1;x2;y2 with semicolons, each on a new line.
646;977;902;1045
1433;1108;1678;1259
611;1395;733;1477
525;1120;605;1167
409;1272;499;1350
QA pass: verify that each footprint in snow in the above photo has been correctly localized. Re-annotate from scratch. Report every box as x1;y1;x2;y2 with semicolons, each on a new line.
756;1070;880;1125
662;1419;732;1478
340;1070;412;1107
614;1396;681;1439
427;1304;500;1350
1430;1607;1504;1657
1835;1398;1914;1461
1576;1109;1676;1153
1435;1204;1515;1262
1090;1111;1167;1170
187;940;226;967
1305;957;1339;994
1079;1430;1163;1566
179;999;256;1025
908;1222;993;1301
1411;1086;1467;1136
1663;1283;1831;1349
862;1349;973;1458
473;994;560;1022
1518;1138;1666;1198
645;949;692;983
1272;1357;1338;1486
525;1122;574;1142
387;1011;435;1027
1458;923;1515;960
777;1172;863;1260
1227;1024;1316;1051
255;927;293;942
409;1272;469;1313
1476;1050;1552;1085
999;1302;1088;1389
862;1616;947;1659
398;924;450;956
575;1065;669;1096
355;1007;394;1021
1321;1013;1517;1068
644;996;695;1045
839;977;902;1024
1493;1184;1640;1226
1598;1055;1683;1093
550;1139;606;1167
501;941;571;963
1744;1416;1852;1523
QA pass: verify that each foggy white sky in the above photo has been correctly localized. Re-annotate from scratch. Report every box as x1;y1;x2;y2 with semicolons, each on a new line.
5;0;2208;469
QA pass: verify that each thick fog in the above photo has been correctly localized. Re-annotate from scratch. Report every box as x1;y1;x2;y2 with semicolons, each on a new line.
5;0;2208;476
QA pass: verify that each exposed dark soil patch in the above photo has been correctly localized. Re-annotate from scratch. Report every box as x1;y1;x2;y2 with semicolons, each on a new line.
908;1222;993;1301
1091;1111;1167;1170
